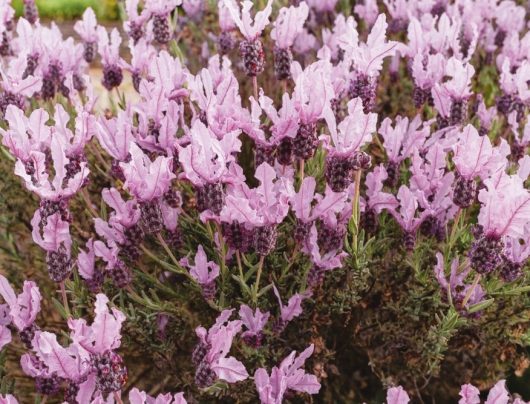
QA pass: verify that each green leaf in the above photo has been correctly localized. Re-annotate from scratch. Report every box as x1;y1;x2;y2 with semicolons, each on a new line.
468;298;495;313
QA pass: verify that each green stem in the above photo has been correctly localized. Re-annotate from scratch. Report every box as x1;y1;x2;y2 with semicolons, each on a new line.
80;188;99;218
351;169;362;251
252;255;265;305
59;281;71;318
156;233;180;269
236;250;244;279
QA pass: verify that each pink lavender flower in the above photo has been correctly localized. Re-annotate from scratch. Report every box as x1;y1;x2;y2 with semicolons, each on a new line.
123;40;157;92
97;27;123;90
123;0;151;44
179;120;241;215
254;344;320;403
476;95;497;136
93;241;132;288
0;55;42;113
410;53;444;108
182;0;204;21
271;2;308;50
325;97;376;191
354;0;379;27
148;50;189;101
0;274;41;349
249;90;299;166
362;165;399;234
15;18;43;77
193;309;248;388
290;176;317;243
379;115;429;187
271;2;309;80
434;57;475;125
25;294;127;400
121;143;175;203
290;60;335;160
120;144;174;234
1;106;51;162
388;186;430;250
459;383;480;404
145;0;181;44
77;239;105;292
272;285;307;333
217;2;237;54
434;252;486;316
32;210;73;283
452;124;508;208
306;0;337;13
224;0;273;76
224;0;273;41
499;235;530;282
96;110;134;179
0;394;18;404
180;245;220;300
239;305;269;348
339;14;400;111
386;386;410;404
223;162;293;255
459;380;510;404
304;223;347;288
472;172;530;274
74;8;99;63
129;388;187;404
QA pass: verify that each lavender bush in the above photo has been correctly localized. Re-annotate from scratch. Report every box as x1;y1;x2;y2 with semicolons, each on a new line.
0;0;529;402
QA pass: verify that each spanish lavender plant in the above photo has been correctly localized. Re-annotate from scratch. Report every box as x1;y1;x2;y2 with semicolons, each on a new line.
0;1;529;402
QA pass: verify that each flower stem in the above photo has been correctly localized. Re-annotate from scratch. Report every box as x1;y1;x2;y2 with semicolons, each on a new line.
298;159;305;183
462;273;482;308
252;255;265;305
114;392;124;404
236;250;244;279
59;281;70;318
449;208;462;245
88;141;111;172
351;169;362;250
156;233;180;269
80;188;99;218
215;221;228;287
252;76;259;100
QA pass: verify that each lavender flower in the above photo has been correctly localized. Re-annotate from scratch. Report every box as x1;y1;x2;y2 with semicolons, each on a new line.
255;344;321;403
74;8;98;63
224;0;273;77
180;245;220;300
193;309;249;388
239;305;269;348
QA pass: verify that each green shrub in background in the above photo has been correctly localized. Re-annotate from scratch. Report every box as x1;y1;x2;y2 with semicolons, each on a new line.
12;0;119;20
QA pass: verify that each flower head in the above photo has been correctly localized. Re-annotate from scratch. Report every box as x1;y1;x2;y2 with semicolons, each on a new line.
74;7;98;43
121;143;176;202
255;344;320;403
271;2;309;49
223;0;273;41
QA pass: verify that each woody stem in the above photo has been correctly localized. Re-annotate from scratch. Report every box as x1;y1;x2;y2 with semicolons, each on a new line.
462;274;482;308
156;233;180;269
59;281;70;318
351;169;362;251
